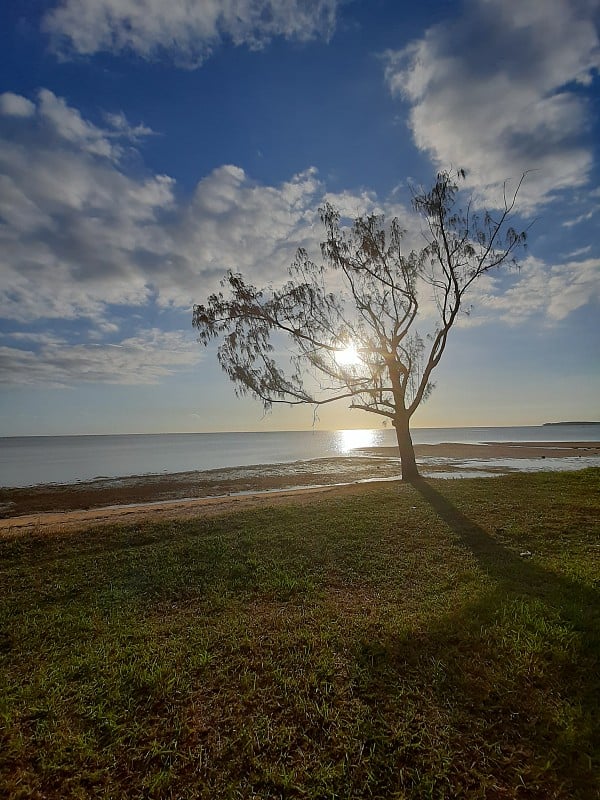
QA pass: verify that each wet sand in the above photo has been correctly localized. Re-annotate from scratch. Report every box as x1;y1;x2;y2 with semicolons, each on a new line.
0;457;403;520
362;440;600;460
0;441;598;537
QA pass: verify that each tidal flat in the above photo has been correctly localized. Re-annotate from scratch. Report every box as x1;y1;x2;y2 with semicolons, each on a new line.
1;440;598;524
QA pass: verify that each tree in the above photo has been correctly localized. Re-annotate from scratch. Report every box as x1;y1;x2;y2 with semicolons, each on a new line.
193;170;526;480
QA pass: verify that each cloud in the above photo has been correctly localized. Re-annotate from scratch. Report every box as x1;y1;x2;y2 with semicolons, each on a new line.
0;90;328;384
37;89;117;159
0;90;330;328
0;329;200;386
562;205;600;227
159;164;323;306
0;92;35;117
102;111;156;141
0;90;174;323
567;245;593;257
43;0;340;67
1;89;597;387
470;255;600;324
384;0;600;211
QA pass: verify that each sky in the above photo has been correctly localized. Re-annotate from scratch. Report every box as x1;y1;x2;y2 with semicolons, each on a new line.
0;0;599;436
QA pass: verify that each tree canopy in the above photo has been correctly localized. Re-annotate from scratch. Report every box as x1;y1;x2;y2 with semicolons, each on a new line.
193;170;526;479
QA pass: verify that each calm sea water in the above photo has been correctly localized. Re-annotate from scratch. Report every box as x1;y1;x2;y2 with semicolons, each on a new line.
1;424;599;488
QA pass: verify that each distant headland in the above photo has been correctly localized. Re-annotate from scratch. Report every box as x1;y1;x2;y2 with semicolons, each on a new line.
542;421;600;426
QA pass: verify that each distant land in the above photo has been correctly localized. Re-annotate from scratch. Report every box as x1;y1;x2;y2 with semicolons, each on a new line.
542;421;600;426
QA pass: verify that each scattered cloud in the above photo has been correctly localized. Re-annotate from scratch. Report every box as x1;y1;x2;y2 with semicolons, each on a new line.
384;0;600;212
0;90;328;384
43;0;340;67
1;89;597;387
567;245;593;258
0;92;35;117
0;90;329;329
102;111;156;141
0;329;200;386
37;89;117;159
471;255;600;324
160;164;324;307
562;204;600;227
0;90;174;323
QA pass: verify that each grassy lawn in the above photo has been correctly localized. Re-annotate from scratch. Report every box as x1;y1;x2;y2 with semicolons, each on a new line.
1;469;599;799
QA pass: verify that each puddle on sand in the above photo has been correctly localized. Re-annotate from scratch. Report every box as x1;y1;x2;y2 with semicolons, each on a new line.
420;456;600;476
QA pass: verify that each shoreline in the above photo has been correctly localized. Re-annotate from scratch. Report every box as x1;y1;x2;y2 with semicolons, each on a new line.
363;440;600;459
0;482;377;538
0;441;598;535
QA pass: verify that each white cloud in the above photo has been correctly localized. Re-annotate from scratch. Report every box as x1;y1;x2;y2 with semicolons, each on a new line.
0;92;35;117
567;245;593;258
0;329;200;386
0;91;330;329
471;255;600;323
159;164;323;306
562;205;600;227
546;258;600;320
384;0;600;212
37;89;115;159
0;91;174;323
33;89;157;160
0;91;329;385
1;89;597;387
102;111;156;141
43;0;340;67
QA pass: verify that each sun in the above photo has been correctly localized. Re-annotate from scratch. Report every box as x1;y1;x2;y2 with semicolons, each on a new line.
334;343;362;366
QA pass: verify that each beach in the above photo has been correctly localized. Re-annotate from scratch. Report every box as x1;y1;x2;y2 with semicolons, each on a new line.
1;440;598;537
363;440;600;459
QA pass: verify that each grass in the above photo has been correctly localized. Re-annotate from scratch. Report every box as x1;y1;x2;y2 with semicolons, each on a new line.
0;469;598;799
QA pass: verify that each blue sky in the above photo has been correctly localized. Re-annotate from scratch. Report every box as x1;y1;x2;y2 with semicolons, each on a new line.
0;0;598;436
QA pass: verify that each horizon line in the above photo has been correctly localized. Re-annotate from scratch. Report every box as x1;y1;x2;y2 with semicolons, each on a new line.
2;422;599;439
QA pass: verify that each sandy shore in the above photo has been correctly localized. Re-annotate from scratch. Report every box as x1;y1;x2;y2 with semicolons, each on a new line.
1;441;598;537
0;483;374;539
363;440;600;460
0;457;403;519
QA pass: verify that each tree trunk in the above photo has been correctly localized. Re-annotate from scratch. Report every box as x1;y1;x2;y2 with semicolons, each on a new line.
394;414;419;481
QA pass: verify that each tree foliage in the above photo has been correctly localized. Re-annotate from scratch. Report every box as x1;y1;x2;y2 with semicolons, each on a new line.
193;170;526;479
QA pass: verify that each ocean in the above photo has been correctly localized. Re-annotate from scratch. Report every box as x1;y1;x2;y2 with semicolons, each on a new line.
1;424;599;488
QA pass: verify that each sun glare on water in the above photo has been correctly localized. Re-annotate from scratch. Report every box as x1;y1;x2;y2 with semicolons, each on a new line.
337;428;376;453
334;343;362;366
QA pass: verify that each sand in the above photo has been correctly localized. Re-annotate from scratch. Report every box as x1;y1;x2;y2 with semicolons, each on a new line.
364;440;600;460
1;440;598;538
0;483;372;539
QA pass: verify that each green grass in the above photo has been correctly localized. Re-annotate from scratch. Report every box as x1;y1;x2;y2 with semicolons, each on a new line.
0;469;599;799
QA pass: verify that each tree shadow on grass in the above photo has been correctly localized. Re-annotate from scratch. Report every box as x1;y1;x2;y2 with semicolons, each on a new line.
410;477;600;612
351;478;600;798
